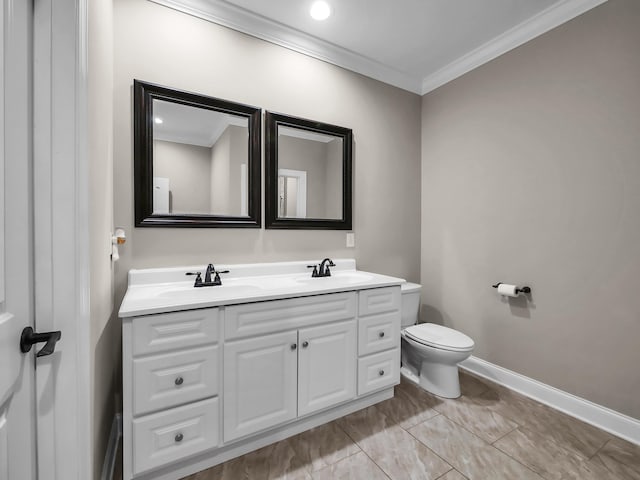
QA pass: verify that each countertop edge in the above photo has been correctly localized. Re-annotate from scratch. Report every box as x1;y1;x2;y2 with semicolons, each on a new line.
119;277;405;318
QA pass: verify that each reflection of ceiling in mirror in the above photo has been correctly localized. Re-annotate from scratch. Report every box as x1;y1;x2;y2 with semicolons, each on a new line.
153;100;248;147
279;126;337;143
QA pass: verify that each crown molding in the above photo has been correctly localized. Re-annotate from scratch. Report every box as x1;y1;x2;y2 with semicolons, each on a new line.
421;0;609;94
150;0;608;97
150;0;423;94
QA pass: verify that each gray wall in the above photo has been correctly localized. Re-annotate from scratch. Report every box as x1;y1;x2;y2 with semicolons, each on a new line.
421;0;640;419
113;0;422;307
154;140;212;214
88;0;117;478
279;135;328;219
210;125;247;215
325;138;343;219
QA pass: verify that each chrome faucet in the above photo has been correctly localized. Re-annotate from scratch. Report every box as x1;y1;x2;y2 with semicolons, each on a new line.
307;258;335;278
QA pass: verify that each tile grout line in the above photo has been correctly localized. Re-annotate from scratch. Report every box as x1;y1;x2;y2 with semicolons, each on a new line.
587;437;611;461
441;468;472;480
432;467;464;480
492;421;600;466
407;411;547;480
432;406;512;448
466;380;615;461
489;426;600;480
490;425;520;446
333;414;393;480
489;428;552;479
401;412;462;478
300;424;364;477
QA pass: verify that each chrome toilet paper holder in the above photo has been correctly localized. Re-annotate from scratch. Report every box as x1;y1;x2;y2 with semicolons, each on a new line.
492;283;531;294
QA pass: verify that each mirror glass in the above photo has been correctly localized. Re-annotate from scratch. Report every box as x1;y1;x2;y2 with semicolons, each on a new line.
276;126;343;220
134;80;261;227
265;112;352;230
152;100;249;216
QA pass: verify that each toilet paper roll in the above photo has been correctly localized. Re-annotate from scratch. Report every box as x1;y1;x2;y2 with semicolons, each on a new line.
497;283;519;297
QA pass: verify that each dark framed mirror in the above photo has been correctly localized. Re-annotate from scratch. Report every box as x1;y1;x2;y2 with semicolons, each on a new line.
134;80;261;227
265;111;352;229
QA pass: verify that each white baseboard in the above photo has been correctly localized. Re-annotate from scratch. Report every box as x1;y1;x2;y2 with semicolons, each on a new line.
101;413;123;480
459;356;640;446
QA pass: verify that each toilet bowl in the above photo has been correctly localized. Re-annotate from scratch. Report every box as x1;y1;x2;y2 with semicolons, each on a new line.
400;282;474;398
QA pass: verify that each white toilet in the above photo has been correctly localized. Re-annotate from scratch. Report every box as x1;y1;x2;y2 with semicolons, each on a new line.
400;282;474;398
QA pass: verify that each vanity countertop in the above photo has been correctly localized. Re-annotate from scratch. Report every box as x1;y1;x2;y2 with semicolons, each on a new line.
119;259;405;317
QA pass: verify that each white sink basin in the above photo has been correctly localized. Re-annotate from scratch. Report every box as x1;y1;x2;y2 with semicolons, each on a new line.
119;260;405;317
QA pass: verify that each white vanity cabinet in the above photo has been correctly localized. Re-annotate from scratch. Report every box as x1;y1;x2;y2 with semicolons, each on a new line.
223;330;298;441
223;321;357;442
357;287;401;395
122;308;222;477
121;264;403;480
223;293;357;442
297;320;357;416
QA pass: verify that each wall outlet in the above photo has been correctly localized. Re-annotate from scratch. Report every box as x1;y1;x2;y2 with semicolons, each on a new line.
346;232;355;248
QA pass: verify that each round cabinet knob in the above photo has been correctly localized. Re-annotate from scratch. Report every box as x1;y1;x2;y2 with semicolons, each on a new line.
378;331;385;338
175;377;184;386
379;370;385;376
175;433;184;443
302;341;309;348
291;343;297;350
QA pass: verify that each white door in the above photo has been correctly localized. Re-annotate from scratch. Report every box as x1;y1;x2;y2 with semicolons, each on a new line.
298;320;357;416
223;331;298;442
153;176;170;214
0;0;37;478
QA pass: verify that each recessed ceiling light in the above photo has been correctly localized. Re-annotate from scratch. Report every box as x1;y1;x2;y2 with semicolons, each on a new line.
310;1;331;21
154;117;163;124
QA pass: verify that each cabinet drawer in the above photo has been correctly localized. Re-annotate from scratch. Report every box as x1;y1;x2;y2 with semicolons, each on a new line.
225;292;356;340
358;287;400;316
358;311;400;356
132;397;219;475
357;348;400;396
132;308;219;356
133;345;219;416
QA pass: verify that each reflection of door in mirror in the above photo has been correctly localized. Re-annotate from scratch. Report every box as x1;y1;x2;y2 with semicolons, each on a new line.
277;127;343;220
153;177;170;214
277;169;307;218
152;99;249;216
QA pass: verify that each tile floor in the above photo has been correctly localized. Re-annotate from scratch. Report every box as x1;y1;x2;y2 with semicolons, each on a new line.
129;372;640;480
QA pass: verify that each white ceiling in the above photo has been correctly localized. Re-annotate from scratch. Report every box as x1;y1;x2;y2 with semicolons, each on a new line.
153;99;247;147
151;0;607;94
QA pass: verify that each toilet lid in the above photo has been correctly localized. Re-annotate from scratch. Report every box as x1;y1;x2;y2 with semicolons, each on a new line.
404;323;474;352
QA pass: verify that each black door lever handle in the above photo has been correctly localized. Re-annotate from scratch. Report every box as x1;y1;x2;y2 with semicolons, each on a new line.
20;327;62;357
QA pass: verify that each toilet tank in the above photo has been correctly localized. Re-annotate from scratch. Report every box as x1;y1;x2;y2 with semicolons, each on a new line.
400;282;421;328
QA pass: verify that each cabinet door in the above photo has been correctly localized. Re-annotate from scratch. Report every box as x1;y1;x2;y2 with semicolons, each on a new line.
223;330;298;442
298;320;357;417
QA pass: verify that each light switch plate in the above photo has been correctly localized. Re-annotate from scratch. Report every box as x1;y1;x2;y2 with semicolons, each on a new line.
346;233;355;248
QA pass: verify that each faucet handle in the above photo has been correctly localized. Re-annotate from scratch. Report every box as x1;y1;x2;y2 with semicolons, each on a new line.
186;271;203;285
307;265;319;277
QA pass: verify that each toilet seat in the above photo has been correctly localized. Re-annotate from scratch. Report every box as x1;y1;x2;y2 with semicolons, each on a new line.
403;323;474;352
